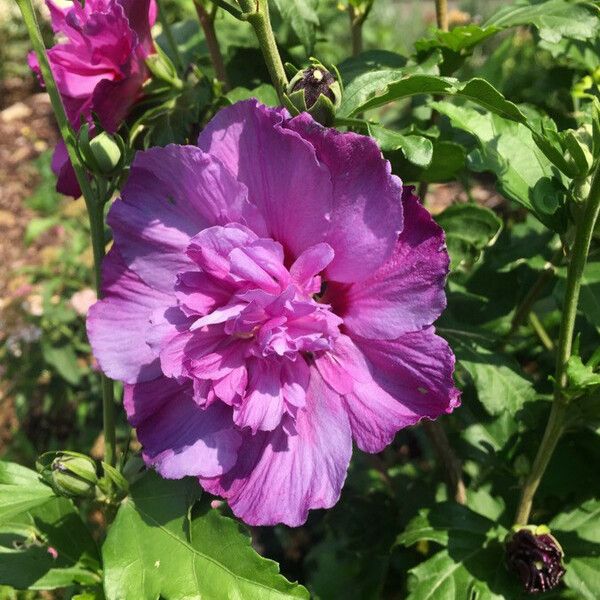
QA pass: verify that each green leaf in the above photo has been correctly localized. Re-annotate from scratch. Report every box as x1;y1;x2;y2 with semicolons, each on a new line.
565;356;600;399
550;499;600;600
435;204;502;272
433;101;567;231
338;50;407;86
398;503;516;599
226;84;279;106
0;497;101;590
415;24;501;55
485;0;600;44
450;339;536;416
0;462;54;523
0;463;100;590
366;124;433;167
388;140;466;183
103;471;308;600
339;73;527;121
41;342;82;386
272;0;319;55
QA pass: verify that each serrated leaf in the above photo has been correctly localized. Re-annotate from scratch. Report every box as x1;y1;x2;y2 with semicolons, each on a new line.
433;101;567;231
103;471;309;600
272;0;319;55
550;499;600;600
435;204;502;272
398;503;516;600
367;124;433;167
450;339;537;416
485;0;600;44
565;356;600;399
416;24;501;55
226;84;279;106
339;73;527;122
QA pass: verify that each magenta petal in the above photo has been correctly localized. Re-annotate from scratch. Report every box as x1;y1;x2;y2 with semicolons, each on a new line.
285;114;403;283
330;188;449;340
51;142;82;198
200;368;352;526
87;249;173;383
346;327;461;453
197;99;333;257
138;393;242;479
109;146;256;292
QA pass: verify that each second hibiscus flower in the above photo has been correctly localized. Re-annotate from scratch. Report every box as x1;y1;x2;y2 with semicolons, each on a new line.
87;99;460;526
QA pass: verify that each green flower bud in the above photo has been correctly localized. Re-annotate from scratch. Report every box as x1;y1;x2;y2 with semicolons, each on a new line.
145;46;182;89
78;124;125;175
284;60;342;127
49;452;98;498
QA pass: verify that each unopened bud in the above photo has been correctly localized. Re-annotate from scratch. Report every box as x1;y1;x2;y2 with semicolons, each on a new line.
506;525;565;594
78;125;124;175
285;60;342;126
46;452;98;498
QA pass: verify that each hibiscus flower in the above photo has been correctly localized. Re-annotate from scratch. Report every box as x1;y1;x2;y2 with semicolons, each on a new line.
29;0;156;196
88;100;460;526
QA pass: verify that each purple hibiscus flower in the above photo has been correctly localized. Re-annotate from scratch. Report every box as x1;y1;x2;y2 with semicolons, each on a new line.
29;0;156;197
87;100;460;526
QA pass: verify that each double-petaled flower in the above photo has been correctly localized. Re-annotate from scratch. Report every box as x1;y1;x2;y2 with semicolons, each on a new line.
29;0;156;196
88;100;460;526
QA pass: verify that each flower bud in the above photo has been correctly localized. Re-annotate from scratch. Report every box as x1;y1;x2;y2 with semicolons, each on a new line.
285;60;342;127
78;124;125;175
145;47;182;89
48;452;98;498
505;525;565;594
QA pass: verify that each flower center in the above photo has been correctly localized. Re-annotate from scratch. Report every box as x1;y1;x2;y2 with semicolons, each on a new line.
178;224;341;362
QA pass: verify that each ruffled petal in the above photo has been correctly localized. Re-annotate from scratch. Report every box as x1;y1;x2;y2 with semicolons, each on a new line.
345;327;460;453
285;113;403;283
197;99;333;257
87;249;174;383
133;383;242;479
109;146;258;292
200;368;352;526
329;188;448;340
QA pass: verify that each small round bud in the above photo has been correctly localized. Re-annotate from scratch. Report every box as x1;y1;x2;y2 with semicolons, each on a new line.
49;452;98;498
78;125;125;175
506;525;565;594
285;60;342;126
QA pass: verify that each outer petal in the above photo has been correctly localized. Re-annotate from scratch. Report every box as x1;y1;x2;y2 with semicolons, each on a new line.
197;99;333;257
51;141;82;198
87;248;174;383
285;113;403;283
200;369;352;526
346;327;460;453
109;145;258;292
132;380;242;479
118;0;156;54
329;188;448;340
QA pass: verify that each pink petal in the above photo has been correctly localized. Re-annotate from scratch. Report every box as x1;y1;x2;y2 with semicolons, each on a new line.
285;114;403;283
200;368;352;526
197;99;333;258
329;188;449;340
346;327;461;453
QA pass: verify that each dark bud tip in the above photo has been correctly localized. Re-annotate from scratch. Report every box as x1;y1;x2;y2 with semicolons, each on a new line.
506;526;566;594
291;66;337;108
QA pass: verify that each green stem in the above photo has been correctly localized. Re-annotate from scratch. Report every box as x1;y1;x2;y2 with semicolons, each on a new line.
237;0;288;103
514;162;600;525
16;0;117;468
195;1;231;90
528;312;554;351
348;5;363;57
435;0;449;31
